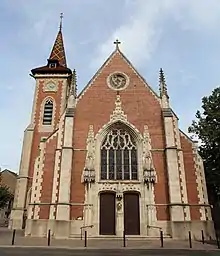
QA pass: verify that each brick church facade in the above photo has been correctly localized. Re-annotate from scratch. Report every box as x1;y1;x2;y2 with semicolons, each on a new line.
10;22;215;239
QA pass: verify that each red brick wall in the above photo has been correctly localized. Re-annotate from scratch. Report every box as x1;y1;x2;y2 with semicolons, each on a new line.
39;134;58;219
27;79;65;216
70;52;169;220
180;134;200;220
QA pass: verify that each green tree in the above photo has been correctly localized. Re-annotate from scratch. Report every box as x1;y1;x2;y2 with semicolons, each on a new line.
188;87;220;203
0;185;13;209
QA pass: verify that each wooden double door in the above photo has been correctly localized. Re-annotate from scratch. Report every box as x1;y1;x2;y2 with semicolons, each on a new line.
99;192;140;235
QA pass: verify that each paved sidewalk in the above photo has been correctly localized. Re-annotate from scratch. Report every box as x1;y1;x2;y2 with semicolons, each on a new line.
0;228;218;250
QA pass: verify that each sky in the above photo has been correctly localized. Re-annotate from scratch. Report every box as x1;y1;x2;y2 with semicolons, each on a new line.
1;0;220;172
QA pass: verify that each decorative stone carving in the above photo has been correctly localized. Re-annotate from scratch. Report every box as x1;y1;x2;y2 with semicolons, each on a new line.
82;125;96;183
143;125;157;184
43;81;58;92
99;183;117;192
121;184;140;192
110;95;127;122
107;72;129;91
117;202;122;211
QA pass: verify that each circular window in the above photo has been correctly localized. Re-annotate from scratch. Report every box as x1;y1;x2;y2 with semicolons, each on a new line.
107;72;129;91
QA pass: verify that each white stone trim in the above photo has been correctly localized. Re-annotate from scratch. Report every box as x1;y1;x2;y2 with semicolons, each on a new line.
56;113;74;221
49;116;65;219
49;150;61;220
163;115;184;221
38;96;56;132
197;154;212;220
173;117;190;220
33;74;70;78
31;141;46;219
107;71;129;91
192;144;207;221
31;81;39;125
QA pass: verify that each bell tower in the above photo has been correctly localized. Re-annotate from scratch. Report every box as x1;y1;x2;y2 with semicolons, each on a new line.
10;14;72;230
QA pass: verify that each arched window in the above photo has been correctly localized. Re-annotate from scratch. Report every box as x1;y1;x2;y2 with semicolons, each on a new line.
42;99;53;125
101;124;138;180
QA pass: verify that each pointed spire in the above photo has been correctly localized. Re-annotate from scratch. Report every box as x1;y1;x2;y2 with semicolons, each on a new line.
49;13;67;67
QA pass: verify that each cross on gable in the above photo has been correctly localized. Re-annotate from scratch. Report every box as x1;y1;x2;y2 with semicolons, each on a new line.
114;39;121;49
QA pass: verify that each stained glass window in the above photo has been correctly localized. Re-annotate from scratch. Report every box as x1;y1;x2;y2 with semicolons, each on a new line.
101;125;138;180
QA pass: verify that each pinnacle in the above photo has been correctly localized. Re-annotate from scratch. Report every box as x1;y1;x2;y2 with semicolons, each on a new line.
159;68;166;84
70;69;77;96
159;68;168;97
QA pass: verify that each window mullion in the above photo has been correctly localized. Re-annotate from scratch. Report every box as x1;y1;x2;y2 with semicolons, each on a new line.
129;149;132;180
122;150;124;180
114;149;117;180
107;149;109;180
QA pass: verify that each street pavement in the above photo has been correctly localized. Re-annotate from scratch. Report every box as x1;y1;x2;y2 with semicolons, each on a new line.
0;248;219;256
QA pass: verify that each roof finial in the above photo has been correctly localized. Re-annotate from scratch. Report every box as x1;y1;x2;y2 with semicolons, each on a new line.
59;12;64;31
114;39;121;50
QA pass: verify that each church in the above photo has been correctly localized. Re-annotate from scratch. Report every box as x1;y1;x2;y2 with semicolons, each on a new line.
10;19;215;239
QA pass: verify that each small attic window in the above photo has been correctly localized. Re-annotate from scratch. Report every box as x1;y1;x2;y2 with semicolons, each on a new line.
47;59;59;68
49;62;56;68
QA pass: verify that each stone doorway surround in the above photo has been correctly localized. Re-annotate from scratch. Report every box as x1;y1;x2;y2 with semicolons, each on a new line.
81;95;158;238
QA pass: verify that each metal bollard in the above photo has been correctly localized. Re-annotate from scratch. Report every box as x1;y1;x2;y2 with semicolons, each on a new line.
47;229;51;246
123;230;126;247
84;230;87;247
160;230;164;248
11;229;16;245
188;231;192;248
201;230;204;244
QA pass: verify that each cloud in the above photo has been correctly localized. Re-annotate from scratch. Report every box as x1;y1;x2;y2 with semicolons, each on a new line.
1;0;220;172
92;0;220;68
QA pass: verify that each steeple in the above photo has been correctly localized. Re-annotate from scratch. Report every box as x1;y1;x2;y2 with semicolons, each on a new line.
31;13;71;75
159;68;169;108
49;13;67;67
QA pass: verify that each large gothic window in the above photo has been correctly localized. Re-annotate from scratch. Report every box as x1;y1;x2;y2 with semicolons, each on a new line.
101;125;138;180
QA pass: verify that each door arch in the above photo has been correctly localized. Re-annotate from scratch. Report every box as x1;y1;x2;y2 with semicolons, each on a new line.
124;192;140;235
99;192;116;235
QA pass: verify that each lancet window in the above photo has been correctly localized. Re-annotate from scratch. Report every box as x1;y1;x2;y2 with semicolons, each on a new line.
42;99;53;125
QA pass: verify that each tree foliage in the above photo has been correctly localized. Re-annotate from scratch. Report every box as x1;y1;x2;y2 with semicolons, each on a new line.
0;185;13;209
189;87;220;201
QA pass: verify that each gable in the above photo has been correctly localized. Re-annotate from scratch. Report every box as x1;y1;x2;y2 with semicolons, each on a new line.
77;49;160;102
73;48;165;151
